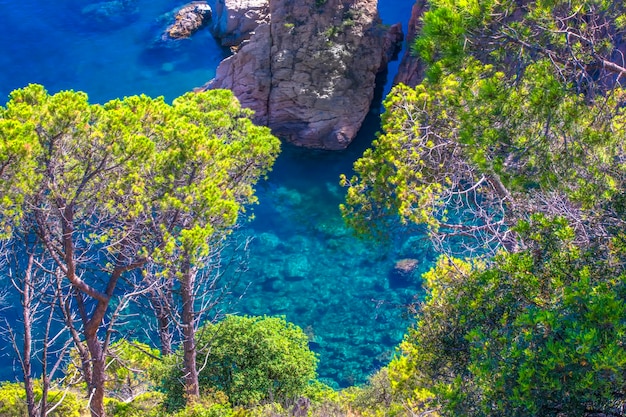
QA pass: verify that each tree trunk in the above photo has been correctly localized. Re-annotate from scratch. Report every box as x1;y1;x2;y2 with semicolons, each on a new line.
180;258;199;401
150;279;174;356
84;330;106;417
22;255;35;417
157;313;173;356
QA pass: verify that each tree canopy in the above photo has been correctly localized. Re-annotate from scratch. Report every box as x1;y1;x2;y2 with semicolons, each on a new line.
0;84;280;417
341;0;626;254
389;217;626;416
342;1;626;415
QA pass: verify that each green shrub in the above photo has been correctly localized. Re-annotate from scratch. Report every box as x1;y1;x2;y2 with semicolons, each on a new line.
105;340;161;400
106;391;165;417
0;382;26;417
160;315;318;409
338;368;408;417
171;395;234;417
0;382;84;417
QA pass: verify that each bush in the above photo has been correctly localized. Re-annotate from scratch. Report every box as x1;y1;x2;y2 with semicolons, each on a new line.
105;340;161;400
391;218;626;416
160;315;318;409
0;382;84;417
170;394;235;417
339;368;408;417
106;391;165;417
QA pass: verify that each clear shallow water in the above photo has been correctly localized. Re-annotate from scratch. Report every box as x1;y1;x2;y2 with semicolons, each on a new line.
0;0;425;387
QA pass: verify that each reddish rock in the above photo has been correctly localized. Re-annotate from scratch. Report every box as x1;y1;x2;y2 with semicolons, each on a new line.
212;0;270;47
382;23;404;69
204;0;403;150
207;23;273;123
393;0;427;87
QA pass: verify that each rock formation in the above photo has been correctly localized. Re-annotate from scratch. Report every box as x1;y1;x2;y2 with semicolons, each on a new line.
393;0;426;87
162;1;212;40
205;0;403;150
393;258;419;276
212;0;270;47
389;258;420;288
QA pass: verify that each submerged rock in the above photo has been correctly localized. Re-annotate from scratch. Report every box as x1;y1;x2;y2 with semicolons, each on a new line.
255;232;283;251
212;0;270;47
389;258;420;288
81;0;139;29
162;1;212;40
284;254;311;281
394;258;419;275
204;0;403;150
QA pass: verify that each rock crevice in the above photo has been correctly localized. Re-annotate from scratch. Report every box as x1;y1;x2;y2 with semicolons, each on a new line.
393;0;426;87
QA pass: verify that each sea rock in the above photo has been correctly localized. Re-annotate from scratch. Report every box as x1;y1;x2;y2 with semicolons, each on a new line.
382;22;404;68
393;0;427;87
389;258;419;288
212;0;270;47
205;0;403;149
273;185;303;206
162;1;212;40
208;23;273;122
255;232;283;251
284;254;310;281
394;258;419;275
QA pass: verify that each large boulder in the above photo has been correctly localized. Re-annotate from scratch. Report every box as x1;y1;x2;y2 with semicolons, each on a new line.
204;0;403;150
212;0;270;47
207;23;273;123
162;1;212;40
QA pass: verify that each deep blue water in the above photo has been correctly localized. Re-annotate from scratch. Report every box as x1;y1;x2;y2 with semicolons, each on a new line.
0;0;425;387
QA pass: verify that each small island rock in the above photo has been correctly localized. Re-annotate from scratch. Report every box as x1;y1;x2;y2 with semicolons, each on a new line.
163;1;212;40
204;0;403;150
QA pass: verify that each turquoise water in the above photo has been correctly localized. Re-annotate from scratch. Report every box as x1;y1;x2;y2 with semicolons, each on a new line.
0;0;425;387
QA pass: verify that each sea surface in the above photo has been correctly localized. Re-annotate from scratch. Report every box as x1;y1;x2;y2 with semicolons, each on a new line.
0;0;426;387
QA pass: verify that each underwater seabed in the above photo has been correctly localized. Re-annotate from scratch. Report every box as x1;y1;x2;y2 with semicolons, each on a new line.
228;116;436;386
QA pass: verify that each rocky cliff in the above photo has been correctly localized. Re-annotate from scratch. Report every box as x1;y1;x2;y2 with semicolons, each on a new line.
393;0;426;87
211;0;270;46
204;0;402;150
